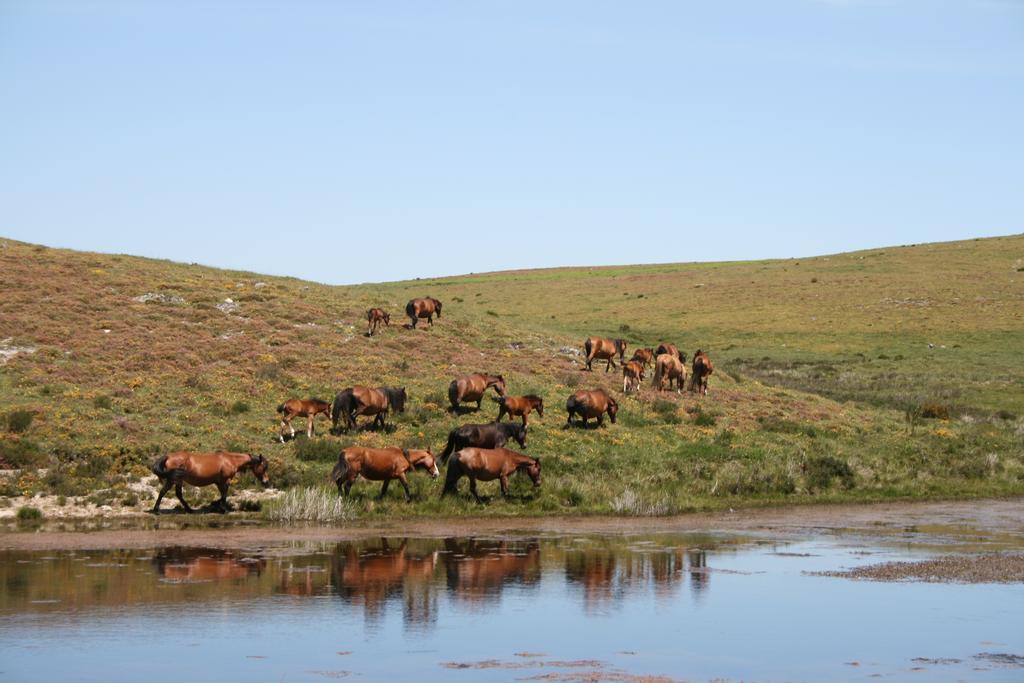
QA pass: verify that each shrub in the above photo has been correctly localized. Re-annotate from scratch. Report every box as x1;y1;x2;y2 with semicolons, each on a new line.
6;410;34;433
562;373;581;388
293;437;339;463
229;400;250;414
803;455;855;491
618;324;631;333
16;506;42;522
92;395;113;410
255;363;283;382
919;402;951;420
694;412;718;427
652;399;682;424
0;437;43;468
995;409;1017;421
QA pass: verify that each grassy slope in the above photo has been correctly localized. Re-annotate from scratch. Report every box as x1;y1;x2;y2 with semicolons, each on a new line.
0;235;1022;517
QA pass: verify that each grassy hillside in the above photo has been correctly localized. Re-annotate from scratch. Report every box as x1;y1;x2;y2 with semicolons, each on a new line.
1;235;1022;518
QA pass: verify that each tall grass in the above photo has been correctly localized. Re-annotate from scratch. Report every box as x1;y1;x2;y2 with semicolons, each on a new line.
264;487;356;523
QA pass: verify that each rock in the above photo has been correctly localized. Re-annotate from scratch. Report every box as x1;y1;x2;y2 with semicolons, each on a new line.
132;292;186;305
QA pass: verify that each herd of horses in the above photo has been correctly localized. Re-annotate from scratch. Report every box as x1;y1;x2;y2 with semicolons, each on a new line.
150;297;713;513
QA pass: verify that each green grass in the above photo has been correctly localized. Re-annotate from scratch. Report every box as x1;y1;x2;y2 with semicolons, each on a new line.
0;234;1022;517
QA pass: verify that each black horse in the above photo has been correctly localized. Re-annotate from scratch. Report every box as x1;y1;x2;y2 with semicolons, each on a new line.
439;421;527;463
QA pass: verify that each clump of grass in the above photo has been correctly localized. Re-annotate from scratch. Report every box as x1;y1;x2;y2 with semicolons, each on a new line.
803;455;855;491
610;488;669;516
619;324;631;333
264;487;355;522
16;506;42;522
694;411;718;427
184;374;211;391
229;400;250;414
919;402;951;420
255;362;284;382
758;416;816;437
293;437;338;462
92;395;113;410
486;310;499;317
995;409;1017;421
562;373;581;388
652;399;681;424
5;410;34;433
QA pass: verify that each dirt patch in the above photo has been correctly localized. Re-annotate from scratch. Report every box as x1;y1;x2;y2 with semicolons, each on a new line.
810;553;1024;583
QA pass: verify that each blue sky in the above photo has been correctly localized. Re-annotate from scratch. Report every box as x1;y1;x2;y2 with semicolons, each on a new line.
1;1;1021;284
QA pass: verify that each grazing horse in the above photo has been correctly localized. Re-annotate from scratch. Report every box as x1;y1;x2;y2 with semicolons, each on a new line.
449;373;506;412
439;421;527;463
331;446;439;501
622;360;645;393
690;350;714;396
366;308;390;336
583;336;627;371
630;348;655;369
496;395;544;427
150;451;270;514
442;447;541;502
566;389;618;428
335;385;407;431
277;398;332;442
406;297;442;329
653;353;687;392
655;343;686;364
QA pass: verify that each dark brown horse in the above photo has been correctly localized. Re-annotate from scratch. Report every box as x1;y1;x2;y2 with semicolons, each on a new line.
565;389;618;427
150;451;270;513
449;373;506;412
332;386;407;431
277;398;332;442
331;446;439;501
622;360;645;393
439;421;527;463
442;447;541;502
690;349;714;396
655;343;686;363
496;395;544;427
366;308;390;336
584;336;627;371
630;348;655;369
406;297;442;329
653;353;687;392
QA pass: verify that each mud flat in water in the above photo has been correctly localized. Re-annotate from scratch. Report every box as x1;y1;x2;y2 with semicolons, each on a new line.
811;552;1024;583
2;497;1023;551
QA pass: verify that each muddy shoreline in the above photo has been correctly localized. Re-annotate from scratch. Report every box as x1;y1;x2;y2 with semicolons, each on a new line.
2;497;1022;551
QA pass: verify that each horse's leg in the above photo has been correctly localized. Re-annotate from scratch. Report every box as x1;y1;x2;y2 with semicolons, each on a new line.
522;413;528;428
476;398;482;411
215;481;231;512
378;479;391;500
469;477;483;503
397;473;412;502
307;414;315;438
428;314;433;326
174;482;194;513
151;479;172;513
499;473;509;498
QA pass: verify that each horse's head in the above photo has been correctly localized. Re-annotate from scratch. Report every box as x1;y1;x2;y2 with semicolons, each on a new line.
432;298;442;318
513;423;528;448
391;387;407;413
491;375;507;396
383;311;391;326
535;397;544;417
405;448;439;478
523;457;541;487
249;454;271;487
606;397;619;423
615;339;628;359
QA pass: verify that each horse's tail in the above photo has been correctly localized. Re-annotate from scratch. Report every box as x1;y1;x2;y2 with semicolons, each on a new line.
441;451;462;496
440;429;457;463
151;454;170;479
405;300;416;318
331;391;353;430
584;338;593;358
447;380;460;410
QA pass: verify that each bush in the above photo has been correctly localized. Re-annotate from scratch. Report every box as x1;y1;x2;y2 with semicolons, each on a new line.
293;437;339;462
0;437;43;469
995;409;1017;421
16;506;42;521
92;395;113;410
919;402;951;420
694;412;718;427
229;400;250;414
6;410;34;433
803;455;855;492
652;399;682;424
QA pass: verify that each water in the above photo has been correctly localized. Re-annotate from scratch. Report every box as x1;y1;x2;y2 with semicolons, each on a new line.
1;529;1022;682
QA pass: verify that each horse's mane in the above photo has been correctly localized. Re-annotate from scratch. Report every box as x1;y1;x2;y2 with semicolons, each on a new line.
522;394;543;402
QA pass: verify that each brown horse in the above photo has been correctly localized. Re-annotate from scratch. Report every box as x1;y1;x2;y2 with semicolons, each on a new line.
366;307;390;336
331;446;439;501
655;343;686;363
622;360;645;393
630;348;655;369
690;349;714;395
583;336;627;371
276;398;332;442
496;395;544;427
653;353;687;392
449;373;506;412
406;297;442;329
565;389;618;428
332;386;407;431
442;447;541;502
150;451;270;514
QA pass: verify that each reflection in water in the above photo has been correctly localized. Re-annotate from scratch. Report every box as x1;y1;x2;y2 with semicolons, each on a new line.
0;535;728;628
